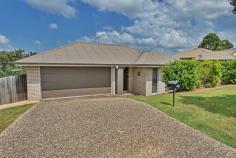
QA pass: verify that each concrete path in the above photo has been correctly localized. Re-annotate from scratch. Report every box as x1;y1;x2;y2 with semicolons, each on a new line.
0;100;38;110
0;97;235;157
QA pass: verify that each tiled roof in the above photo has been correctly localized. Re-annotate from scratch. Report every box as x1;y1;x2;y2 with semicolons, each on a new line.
16;41;141;65
16;42;235;66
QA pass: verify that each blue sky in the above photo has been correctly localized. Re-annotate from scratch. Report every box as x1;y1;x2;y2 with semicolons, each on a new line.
0;0;235;53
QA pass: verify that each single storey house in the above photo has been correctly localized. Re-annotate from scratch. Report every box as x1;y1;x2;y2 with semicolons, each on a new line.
16;41;235;101
16;42;171;100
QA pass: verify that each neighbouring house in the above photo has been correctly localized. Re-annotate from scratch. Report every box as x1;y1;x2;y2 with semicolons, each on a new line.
16;42;236;101
225;48;236;57
173;48;236;60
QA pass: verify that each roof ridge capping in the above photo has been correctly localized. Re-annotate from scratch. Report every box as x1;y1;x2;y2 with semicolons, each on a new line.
72;40;139;51
25;41;140;55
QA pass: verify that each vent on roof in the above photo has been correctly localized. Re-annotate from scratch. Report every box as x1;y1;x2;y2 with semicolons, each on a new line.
198;54;203;59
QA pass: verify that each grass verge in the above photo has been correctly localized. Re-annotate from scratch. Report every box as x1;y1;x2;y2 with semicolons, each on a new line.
0;104;35;133
132;86;236;148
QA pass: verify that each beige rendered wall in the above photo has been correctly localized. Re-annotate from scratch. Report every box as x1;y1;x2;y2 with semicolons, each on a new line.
128;67;134;92
132;67;152;96
157;68;167;94
132;67;166;96
25;66;41;101
145;68;153;96
116;67;124;95
133;67;145;95
111;67;116;95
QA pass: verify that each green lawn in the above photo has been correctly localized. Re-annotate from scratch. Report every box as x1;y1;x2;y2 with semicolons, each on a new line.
132;86;236;148
0;104;35;133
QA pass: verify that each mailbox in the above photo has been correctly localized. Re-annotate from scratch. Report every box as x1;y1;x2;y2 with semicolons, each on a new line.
167;81;180;91
167;81;180;107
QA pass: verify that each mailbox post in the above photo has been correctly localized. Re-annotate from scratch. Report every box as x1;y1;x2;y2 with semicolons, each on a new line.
167;81;180;107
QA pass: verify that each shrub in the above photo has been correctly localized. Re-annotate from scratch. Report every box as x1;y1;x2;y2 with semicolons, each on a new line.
199;60;222;88
221;59;236;84
162;60;200;90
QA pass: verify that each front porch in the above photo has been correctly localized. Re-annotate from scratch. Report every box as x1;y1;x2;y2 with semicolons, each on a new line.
111;66;166;96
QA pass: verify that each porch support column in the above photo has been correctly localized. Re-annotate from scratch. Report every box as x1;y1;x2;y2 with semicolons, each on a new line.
116;67;124;95
26;66;42;101
111;67;116;95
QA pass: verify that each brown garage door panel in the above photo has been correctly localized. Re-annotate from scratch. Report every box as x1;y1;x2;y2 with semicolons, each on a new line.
42;87;111;98
41;67;111;91
41;67;111;98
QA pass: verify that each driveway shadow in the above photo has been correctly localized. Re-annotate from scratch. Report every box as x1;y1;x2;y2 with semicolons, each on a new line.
179;94;236;118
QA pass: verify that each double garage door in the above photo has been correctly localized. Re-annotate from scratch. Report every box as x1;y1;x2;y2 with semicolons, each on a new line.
41;67;111;99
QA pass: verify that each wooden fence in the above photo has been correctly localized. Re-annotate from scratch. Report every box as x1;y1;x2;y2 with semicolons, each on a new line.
0;75;27;105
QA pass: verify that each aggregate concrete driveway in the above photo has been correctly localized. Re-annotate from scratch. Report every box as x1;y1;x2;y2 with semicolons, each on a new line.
0;97;235;158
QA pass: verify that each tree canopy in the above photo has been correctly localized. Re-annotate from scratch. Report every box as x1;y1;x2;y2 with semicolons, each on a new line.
229;0;236;14
0;49;36;77
198;33;233;51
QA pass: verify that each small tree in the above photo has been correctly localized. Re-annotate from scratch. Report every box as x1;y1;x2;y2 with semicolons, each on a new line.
199;60;222;88
218;40;234;51
198;33;221;51
0;49;36;77
162;60;200;90
198;33;233;51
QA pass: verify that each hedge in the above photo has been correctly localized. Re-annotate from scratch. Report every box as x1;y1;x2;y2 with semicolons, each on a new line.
199;60;222;88
221;59;236;84
162;59;232;90
162;60;200;90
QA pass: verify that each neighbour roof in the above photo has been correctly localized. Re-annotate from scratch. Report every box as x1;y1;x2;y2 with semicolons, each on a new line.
173;48;235;60
225;48;236;57
16;41;141;65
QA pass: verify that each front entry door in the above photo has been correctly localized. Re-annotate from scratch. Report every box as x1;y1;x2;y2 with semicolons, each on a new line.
152;68;158;93
123;67;129;91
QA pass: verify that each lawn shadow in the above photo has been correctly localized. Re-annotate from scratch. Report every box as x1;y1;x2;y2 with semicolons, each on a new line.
160;102;172;106
179;94;236;118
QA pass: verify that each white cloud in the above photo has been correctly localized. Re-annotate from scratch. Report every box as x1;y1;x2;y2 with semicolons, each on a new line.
95;31;135;44
49;23;59;29
171;0;231;20
34;40;41;45
25;0;235;52
79;0;234;52
80;0;154;17
84;31;158;49
25;0;76;18
0;34;10;45
80;0;232;19
136;38;155;46
0;34;14;50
